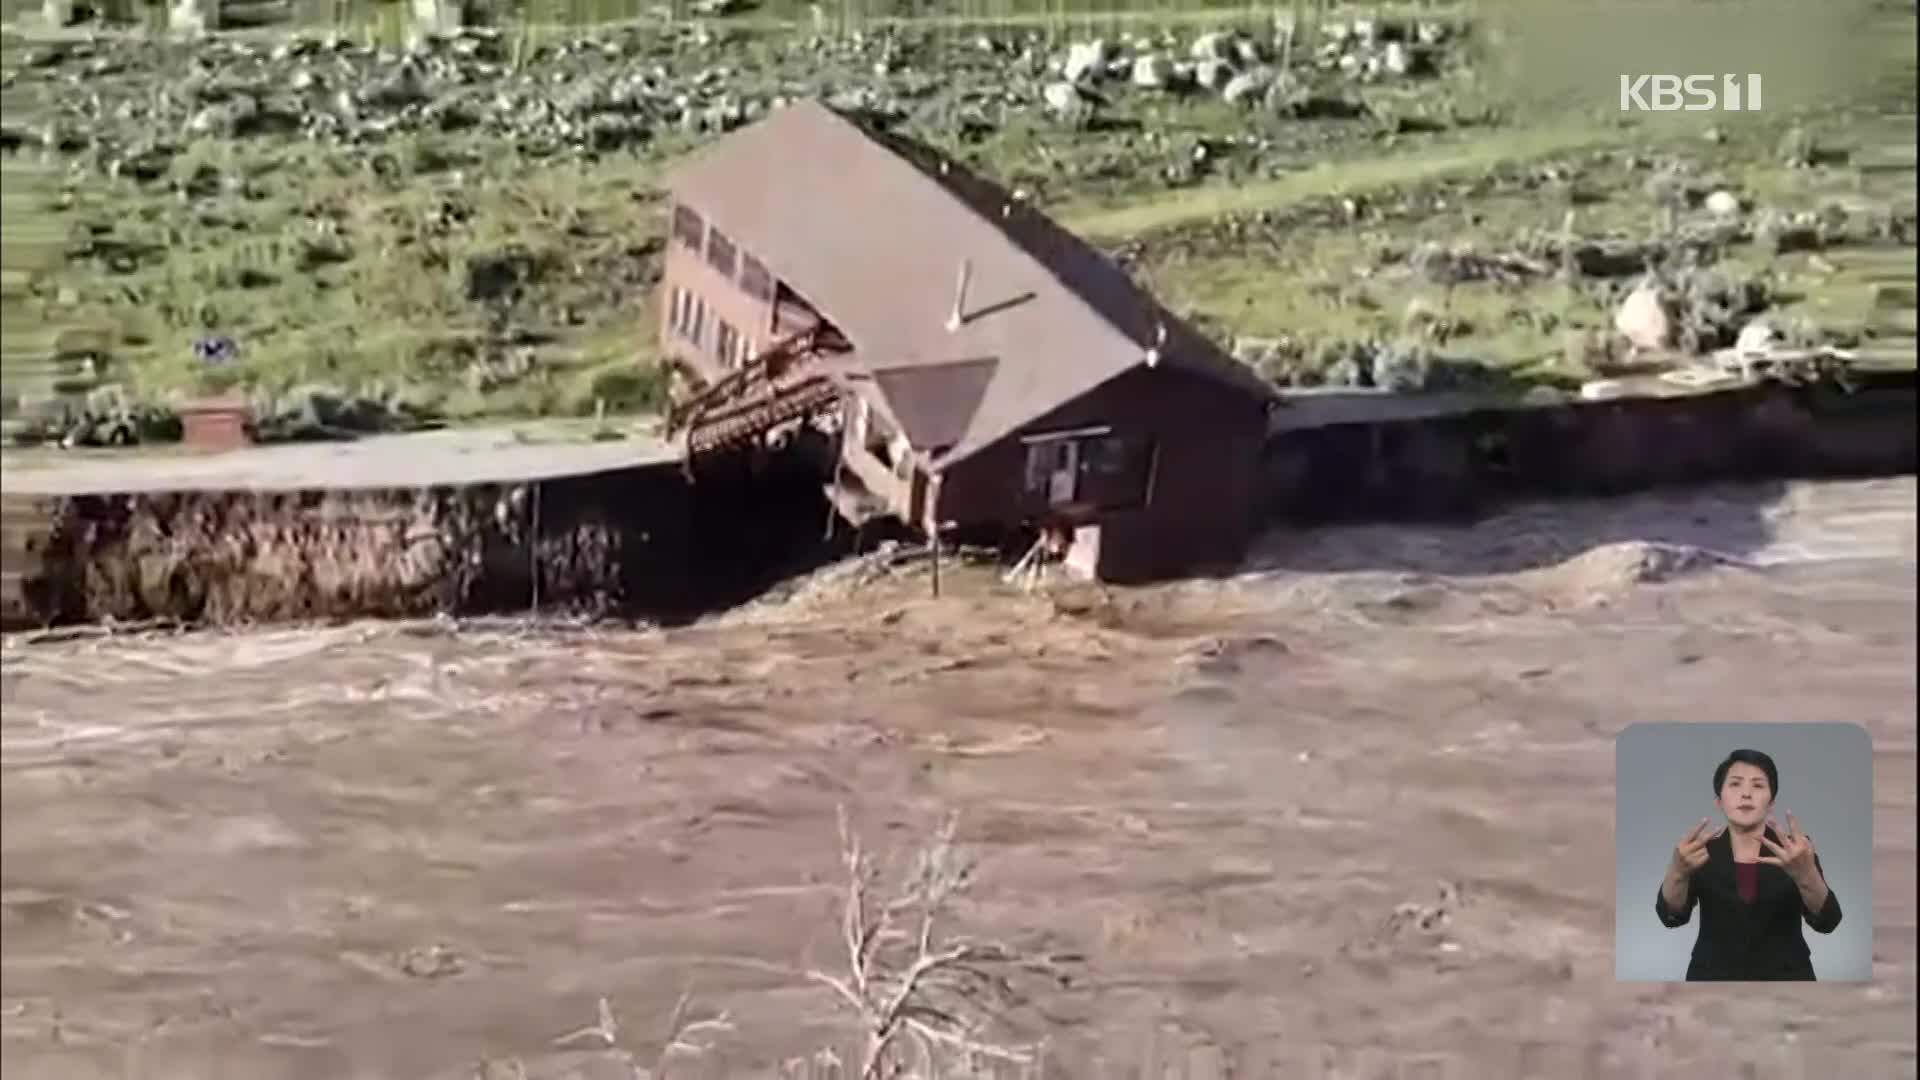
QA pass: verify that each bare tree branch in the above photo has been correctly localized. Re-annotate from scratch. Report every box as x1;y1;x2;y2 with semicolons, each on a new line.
805;805;1071;1080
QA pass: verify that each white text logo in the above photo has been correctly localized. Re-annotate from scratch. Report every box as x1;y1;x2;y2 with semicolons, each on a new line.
1619;74;1763;112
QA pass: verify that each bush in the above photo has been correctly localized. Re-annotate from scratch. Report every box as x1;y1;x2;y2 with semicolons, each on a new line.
564;359;670;416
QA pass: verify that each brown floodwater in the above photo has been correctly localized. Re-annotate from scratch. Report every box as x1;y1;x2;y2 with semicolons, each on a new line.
3;477;1914;1079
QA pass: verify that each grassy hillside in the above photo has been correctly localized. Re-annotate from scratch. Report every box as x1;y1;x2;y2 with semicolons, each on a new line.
0;0;1911;444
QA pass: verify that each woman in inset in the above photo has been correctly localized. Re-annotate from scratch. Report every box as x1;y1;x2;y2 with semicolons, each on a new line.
1656;748;1843;981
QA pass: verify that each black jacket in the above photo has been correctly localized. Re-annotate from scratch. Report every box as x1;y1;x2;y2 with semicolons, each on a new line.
1654;825;1843;981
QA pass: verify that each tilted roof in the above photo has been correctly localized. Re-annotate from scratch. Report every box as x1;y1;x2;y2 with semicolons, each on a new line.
662;99;1275;468
866;356;999;454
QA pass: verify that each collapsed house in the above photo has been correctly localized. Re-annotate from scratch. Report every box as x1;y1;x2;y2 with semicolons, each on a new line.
655;99;1278;583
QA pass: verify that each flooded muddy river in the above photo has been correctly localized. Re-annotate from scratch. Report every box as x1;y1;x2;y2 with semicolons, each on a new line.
3;478;1915;1078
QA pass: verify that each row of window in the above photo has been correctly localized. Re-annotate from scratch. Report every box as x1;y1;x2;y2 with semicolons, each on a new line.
671;203;775;303
669;286;752;369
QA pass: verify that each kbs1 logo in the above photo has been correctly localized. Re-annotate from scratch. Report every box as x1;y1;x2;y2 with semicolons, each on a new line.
1619;74;1764;112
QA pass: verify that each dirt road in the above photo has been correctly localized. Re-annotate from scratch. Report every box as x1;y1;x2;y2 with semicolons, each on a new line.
3;478;1914;1078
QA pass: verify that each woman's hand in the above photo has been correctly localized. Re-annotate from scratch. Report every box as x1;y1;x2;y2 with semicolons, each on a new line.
1668;818;1720;879
1759;813;1819;884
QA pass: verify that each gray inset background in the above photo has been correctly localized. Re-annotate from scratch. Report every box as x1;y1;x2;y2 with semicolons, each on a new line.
1475;0;1902;117
1614;722;1874;982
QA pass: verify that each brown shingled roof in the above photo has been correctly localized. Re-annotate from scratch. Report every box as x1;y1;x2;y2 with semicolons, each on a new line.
663;99;1275;468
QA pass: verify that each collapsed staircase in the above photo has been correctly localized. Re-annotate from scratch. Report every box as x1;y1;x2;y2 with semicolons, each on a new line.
666;325;847;469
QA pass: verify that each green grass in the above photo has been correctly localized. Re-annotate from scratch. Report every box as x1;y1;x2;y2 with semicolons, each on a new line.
1;0;1910;439
0;0;1463;29
1062;123;1633;239
1;160;88;434
1126;106;1917;381
5;140;677;430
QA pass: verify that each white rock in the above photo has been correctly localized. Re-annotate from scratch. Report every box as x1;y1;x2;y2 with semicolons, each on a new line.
1041;81;1092;125
1352;18;1378;45
1190;31;1234;62
1614;280;1673;351
1735;320;1777;355
1416;20;1448;45
1130;53;1171;89
1703;189;1743;217
1222;68;1272;106
169;0;219;34
1382;42;1411;76
1062;40;1107;82
1194;58;1233;90
411;0;463;33
42;0;76;27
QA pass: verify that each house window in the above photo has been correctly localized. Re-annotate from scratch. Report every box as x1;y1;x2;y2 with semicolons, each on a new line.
669;287;689;336
1021;427;1154;511
740;255;774;302
672;204;704;249
690;296;706;346
715;320;738;366
706;228;738;279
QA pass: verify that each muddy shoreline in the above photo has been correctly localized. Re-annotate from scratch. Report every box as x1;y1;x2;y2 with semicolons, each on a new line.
3;373;1914;631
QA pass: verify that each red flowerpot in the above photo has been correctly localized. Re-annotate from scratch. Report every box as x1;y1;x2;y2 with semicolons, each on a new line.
178;394;253;452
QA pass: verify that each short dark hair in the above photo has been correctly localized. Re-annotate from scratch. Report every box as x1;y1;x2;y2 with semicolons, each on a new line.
1714;749;1780;798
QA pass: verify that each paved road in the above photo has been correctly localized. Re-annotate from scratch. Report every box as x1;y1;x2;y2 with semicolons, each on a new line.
0;424;681;495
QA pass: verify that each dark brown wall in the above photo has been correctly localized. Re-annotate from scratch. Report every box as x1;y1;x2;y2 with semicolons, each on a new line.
1259;372;1918;525
935;364;1269;580
658;194;776;384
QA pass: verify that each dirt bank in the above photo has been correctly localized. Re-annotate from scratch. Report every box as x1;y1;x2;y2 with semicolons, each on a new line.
4;373;1913;631
1;466;689;629
1262;371;1919;523
1;441;858;631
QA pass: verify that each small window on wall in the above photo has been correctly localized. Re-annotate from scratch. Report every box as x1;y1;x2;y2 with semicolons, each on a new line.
690;296;706;346
707;229;738;279
1078;433;1155;510
669;288;688;335
1021;429;1154;511
1023;439;1074;496
740;255;774;302
1079;434;1132;476
715;320;738;365
671;204;704;249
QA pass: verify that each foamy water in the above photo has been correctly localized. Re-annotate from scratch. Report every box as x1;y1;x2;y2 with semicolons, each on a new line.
0;477;1913;1078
